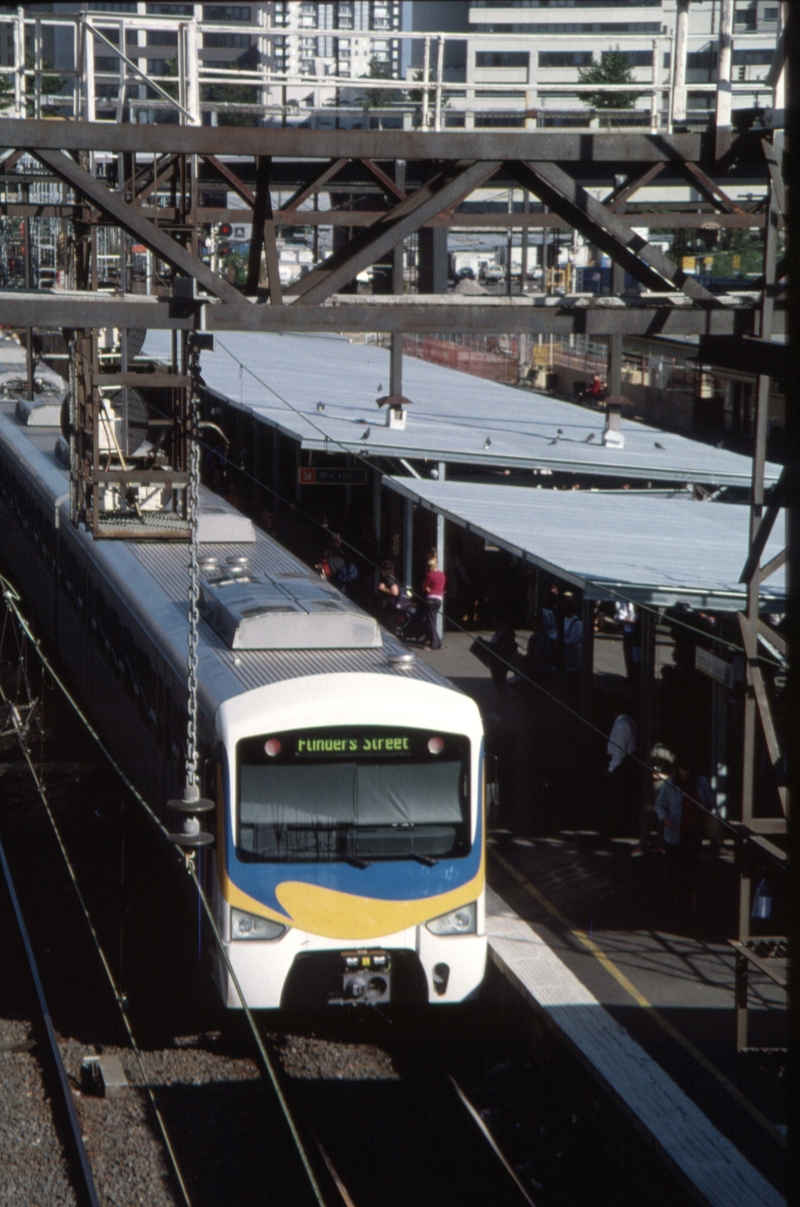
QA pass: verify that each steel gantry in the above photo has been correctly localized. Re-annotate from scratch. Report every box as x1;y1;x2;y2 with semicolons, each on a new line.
0;5;790;1057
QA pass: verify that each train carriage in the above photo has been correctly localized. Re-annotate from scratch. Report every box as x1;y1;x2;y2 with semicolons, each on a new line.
0;399;487;1008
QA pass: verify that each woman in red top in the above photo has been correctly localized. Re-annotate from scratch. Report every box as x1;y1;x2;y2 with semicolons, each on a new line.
422;557;446;650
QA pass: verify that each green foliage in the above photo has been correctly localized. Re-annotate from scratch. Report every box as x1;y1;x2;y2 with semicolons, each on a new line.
162;57;258;124
0;54;64;112
360;56;395;110
577;50;641;111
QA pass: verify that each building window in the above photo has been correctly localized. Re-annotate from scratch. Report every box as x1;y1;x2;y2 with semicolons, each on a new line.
732;48;775;66
203;5;251;20
204;32;251;48
146;4;195;13
480;22;661;34
601;50;653;68
148;30;179;46
538;52;593;68
475;52;530;69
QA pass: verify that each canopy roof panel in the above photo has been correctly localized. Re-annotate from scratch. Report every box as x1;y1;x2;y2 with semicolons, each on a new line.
144;331;780;488
385;478;786;611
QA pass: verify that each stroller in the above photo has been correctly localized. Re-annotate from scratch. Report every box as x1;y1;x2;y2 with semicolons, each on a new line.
393;588;421;641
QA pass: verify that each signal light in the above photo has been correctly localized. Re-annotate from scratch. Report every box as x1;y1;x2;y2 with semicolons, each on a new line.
219;222;233;238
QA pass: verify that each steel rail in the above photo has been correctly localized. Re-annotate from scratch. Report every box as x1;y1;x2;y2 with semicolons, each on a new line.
0;576;328;1207
0;833;101;1207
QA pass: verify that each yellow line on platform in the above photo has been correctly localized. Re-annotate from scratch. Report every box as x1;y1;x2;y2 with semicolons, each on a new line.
490;847;786;1150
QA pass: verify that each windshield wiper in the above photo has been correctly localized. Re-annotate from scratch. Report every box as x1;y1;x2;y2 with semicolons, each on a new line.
409;854;438;867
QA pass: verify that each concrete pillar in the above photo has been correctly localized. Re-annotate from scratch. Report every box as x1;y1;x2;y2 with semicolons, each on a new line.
715;0;733;158
671;0;689;127
403;495;413;587
418;227;448;294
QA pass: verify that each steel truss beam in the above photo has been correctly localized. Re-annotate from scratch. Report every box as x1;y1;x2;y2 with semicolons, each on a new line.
0;119;719;162
291;160;502;305
29;147;244;304
245;156;282;302
0;204;770;231
0;293;778;337
506;160;719;303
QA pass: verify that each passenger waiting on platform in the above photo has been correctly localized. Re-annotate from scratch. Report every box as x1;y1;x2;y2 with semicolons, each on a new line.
511;616;555;685
615;601;641;682
421;557;446;650
377;559;400;634
589;373;605;404
654;759;714;916
562;593;583;675
603;696;638;835
475;622;518;690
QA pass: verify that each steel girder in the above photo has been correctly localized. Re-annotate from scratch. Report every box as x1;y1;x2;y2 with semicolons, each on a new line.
0;292;778;337
0;119;718;162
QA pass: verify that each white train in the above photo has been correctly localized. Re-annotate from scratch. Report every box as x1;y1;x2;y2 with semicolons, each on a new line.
0;397;487;1008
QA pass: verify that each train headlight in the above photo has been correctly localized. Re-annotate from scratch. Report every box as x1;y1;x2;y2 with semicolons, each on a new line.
425;902;476;936
231;908;287;941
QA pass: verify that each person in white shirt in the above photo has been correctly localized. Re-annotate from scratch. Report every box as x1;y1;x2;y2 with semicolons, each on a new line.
603;695;639;835
562;593;583;675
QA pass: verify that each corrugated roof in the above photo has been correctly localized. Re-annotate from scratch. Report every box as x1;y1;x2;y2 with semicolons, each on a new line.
142;331;780;488
384;478;786;611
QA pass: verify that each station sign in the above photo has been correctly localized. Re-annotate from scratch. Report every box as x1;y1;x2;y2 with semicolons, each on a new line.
298;467;367;485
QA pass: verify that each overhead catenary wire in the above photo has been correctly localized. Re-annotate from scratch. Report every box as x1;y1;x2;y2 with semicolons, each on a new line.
0;581;193;1207
0;575;328;1207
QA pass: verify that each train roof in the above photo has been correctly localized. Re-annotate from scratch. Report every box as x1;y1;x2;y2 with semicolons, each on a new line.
0;402;454;716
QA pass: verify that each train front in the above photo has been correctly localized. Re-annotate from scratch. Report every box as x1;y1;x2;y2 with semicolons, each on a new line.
212;673;486;1009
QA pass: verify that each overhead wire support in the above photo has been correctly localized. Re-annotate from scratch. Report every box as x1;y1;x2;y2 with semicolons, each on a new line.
168;331;214;850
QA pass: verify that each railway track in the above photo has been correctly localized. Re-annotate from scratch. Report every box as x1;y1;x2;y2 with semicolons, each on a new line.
1;585;693;1207
259;1013;538;1207
0;828;100;1207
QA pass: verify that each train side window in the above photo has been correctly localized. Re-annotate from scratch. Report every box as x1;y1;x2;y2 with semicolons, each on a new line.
164;684;172;754
171;699;186;763
139;655;156;727
107;608;122;673
92;583;106;644
122;627;137;698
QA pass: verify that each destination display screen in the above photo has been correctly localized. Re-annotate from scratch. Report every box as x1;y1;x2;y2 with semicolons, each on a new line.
296;733;411;757
236;727;471;863
240;727;463;764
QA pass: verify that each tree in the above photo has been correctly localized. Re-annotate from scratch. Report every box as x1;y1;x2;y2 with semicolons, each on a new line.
577;50;642;115
359;56;395;111
0;54;64;114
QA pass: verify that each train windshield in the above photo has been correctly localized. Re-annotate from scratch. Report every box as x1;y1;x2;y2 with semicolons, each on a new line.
236;727;470;862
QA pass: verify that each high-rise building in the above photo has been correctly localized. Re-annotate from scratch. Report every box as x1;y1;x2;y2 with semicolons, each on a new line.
461;1;780;128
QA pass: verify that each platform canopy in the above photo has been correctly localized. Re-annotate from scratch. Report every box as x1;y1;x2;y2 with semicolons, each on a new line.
384;478;786;612
143;331;780;489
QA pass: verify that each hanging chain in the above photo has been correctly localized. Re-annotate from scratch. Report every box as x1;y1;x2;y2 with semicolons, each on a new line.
185;336;201;797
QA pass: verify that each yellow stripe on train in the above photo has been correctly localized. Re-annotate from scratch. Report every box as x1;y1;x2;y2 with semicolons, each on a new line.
219;863;485;940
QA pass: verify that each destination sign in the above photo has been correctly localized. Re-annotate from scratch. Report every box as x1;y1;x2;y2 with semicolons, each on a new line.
298;467;368;486
296;734;411;757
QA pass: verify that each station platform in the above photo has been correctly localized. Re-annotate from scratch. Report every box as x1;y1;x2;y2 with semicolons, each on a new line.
418;632;787;1207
